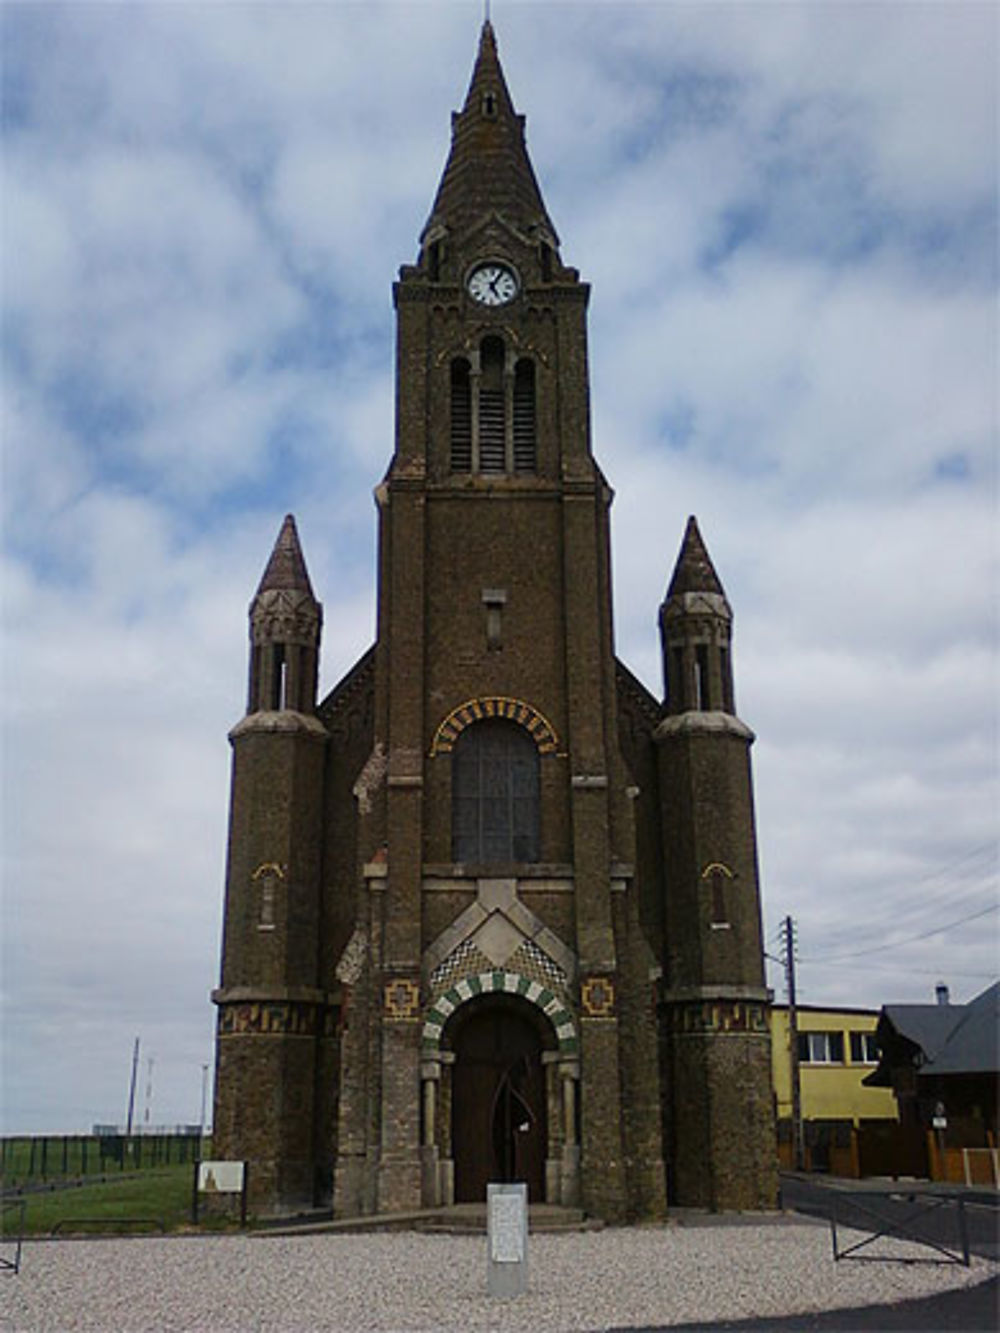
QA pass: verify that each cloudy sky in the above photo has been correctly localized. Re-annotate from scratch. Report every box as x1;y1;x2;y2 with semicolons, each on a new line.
3;0;996;1135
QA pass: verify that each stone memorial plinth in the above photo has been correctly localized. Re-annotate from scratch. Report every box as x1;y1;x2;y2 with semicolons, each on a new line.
487;1182;528;1298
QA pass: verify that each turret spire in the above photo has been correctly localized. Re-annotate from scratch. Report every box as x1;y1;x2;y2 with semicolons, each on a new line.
666;516;726;600
256;513;316;600
421;21;558;248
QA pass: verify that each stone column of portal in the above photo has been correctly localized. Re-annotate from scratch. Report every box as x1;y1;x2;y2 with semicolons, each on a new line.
420;1061;441;1207
560;1061;580;1207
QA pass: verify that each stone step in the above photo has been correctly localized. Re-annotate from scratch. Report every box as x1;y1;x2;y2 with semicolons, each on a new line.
414;1204;602;1235
260;1203;603;1238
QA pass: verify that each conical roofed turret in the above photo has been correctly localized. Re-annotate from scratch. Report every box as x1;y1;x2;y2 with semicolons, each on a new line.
421;20;558;250
660;517;736;715
247;515;322;714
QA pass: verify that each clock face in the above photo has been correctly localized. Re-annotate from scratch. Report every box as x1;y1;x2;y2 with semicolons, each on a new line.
467;262;518;306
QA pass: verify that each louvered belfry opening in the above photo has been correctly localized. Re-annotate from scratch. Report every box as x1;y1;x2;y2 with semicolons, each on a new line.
513;358;536;472
450;357;473;471
478;336;506;473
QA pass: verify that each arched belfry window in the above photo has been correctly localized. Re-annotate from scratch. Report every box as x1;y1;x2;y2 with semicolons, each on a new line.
478;336;506;473
513;359;536;472
449;341;537;477
450;357;472;471
452;719;540;863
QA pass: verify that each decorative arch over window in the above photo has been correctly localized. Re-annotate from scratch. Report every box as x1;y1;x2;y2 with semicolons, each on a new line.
452;719;540;863
431;696;558;756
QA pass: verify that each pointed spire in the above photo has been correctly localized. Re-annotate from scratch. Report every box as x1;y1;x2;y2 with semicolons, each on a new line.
665;516;726;600
256;514;316;601
421;20;558;246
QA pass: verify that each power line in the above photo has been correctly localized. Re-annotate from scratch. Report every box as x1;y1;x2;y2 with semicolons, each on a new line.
796;961;998;980
798;902;998;964
811;844;997;944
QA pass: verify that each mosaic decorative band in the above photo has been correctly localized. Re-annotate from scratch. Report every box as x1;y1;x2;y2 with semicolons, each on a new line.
666;1000;769;1036
422;971;577;1056
384;978;421;1022
430;697;559;755
218;1001;324;1038
581;975;616;1018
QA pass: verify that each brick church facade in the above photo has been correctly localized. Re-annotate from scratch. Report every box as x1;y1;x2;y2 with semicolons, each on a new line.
212;23;777;1220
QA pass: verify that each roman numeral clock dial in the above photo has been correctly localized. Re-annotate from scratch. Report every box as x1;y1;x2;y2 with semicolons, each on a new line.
467;262;519;306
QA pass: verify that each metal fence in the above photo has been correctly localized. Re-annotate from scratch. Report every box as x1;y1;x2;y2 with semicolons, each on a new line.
1;1134;207;1189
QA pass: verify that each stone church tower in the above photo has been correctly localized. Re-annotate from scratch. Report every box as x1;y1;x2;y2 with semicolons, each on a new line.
212;22;777;1220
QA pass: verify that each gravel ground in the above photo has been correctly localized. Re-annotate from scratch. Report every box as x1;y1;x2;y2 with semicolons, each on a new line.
0;1221;993;1332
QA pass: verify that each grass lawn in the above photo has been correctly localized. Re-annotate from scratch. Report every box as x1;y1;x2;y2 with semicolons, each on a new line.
2;1166;201;1236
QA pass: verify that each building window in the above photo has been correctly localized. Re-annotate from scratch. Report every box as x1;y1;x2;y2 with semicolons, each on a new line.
513;359;536;473
450;341;537;477
798;1031;845;1064
478;336;506;473
452;719;540;863
450;358;473;471
850;1031;879;1064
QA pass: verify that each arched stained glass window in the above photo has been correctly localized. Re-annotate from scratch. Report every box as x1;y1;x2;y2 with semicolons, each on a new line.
452;720;540;863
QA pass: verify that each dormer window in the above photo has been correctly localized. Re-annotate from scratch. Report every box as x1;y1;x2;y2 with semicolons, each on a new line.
482;91;497;118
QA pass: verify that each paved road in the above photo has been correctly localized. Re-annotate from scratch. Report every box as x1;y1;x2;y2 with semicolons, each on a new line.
780;1173;1000;1263
617;1274;998;1331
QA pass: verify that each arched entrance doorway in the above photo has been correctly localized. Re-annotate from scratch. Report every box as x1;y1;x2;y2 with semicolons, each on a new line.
450;998;547;1202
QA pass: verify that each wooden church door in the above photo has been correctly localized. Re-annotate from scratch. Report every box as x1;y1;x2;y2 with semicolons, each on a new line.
451;1003;546;1202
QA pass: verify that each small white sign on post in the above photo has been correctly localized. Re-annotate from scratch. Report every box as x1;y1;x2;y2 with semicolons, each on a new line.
197;1160;245;1193
487;1182;528;1299
193;1159;248;1226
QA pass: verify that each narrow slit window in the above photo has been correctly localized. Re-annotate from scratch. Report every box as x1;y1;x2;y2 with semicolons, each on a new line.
720;645;734;714
671;647;685;710
269;645;287;711
695;644;711;710
450;358;472;471
513;359;536;473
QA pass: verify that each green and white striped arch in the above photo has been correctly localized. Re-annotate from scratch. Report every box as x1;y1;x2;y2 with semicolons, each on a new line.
421;970;578;1057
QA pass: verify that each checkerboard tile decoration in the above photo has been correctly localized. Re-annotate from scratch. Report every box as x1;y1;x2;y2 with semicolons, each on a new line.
429;937;494;991
507;937;567;992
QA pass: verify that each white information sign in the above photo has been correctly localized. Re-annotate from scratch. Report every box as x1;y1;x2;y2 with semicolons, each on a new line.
197;1160;245;1194
490;1193;525;1263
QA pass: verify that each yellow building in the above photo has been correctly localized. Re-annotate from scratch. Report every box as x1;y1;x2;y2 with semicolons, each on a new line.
770;1005;898;1175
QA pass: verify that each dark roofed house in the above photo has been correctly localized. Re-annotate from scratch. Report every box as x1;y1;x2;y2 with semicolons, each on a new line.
865;982;999;1185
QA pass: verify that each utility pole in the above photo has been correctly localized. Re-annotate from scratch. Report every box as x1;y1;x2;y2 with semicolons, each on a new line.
143;1056;155;1129
125;1037;140;1137
199;1063;210;1148
782;916;805;1170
